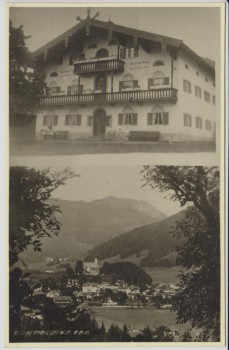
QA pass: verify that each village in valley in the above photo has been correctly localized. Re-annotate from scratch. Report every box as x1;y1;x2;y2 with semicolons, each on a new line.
19;255;182;338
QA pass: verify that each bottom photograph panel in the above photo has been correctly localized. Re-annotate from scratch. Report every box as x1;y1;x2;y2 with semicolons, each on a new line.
9;165;221;344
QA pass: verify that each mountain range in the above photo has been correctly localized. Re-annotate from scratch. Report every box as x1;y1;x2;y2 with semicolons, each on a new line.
85;210;187;267
21;196;166;263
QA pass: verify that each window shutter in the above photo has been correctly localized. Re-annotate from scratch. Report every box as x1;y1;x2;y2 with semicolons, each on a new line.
88;116;93;126
133;113;137;125
119;81;124;91
134;46;139;57
77;115;81;125
106;116;111;126
163;113;169;125
78;85;83;94
56;87;61;93
133;80;138;88
120;48;125;59
164;77;169;85
118;113;123;125
67;86;71;95
54;115;58;126
69;55;73;65
147;113;153;125
43;115;47;126
65;115;69;125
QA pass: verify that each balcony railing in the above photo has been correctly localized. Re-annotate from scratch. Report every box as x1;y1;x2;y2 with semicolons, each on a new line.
73;58;125;74
40;88;178;106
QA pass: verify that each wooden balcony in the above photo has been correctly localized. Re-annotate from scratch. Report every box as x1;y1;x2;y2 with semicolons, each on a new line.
73;58;125;74
39;88;178;106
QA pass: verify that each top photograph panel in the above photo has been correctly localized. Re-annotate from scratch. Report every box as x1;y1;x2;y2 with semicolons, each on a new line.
9;5;223;157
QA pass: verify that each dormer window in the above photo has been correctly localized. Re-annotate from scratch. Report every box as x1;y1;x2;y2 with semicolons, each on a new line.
153;60;164;66
50;72;58;77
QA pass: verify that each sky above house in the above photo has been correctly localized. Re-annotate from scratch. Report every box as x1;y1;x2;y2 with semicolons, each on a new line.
9;5;221;64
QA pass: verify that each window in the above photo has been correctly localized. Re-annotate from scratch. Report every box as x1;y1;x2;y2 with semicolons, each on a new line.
148;71;169;87
65;115;81;126
48;81;60;95
67;85;83;95
196;71;199;76
205;120;212;131
108;39;118;46
148;77;169;87
87;116;94;126
184;114;192;127
196;117;202;129
88;43;97;49
96;48;109;58
147;112;169;125
153;60;164;66
185;64;189;69
119;74;138;91
213;95;216;105
183;79;191;93
205;77;208;82
119;47;139;59
50;72;58;77
204;91;210;102
195;86;202;98
70;53;85;65
43;115;58;126
118;110;137;125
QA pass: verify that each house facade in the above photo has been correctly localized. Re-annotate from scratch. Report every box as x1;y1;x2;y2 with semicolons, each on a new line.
32;12;216;142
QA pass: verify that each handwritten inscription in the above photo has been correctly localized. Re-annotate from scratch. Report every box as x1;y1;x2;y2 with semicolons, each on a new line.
129;60;150;70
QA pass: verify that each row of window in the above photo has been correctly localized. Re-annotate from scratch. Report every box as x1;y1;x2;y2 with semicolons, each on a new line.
43;112;169;127
184;64;215;86
183;79;215;104
184;114;214;131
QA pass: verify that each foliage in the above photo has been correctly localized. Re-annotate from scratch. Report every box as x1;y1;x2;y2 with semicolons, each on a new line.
142;166;220;340
135;325;174;342
9;166;76;267
75;260;84;275
9;20;46;123
100;261;152;285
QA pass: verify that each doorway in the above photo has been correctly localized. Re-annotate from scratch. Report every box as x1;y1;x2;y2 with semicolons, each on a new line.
93;109;106;136
95;75;106;93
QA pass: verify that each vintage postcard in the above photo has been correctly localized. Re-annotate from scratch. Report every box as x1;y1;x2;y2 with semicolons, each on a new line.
5;1;227;349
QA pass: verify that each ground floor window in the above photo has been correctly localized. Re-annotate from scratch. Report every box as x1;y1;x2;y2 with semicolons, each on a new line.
118;113;137;125
43;115;58;126
196;117;202;129
65;115;81;126
205;120;212;131
184;114;192;127
147;112;169;125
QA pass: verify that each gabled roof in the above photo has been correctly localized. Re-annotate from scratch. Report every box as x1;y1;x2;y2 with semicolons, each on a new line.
32;18;214;75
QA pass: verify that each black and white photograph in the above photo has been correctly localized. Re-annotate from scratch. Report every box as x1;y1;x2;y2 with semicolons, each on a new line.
9;5;223;156
8;164;221;343
4;2;226;349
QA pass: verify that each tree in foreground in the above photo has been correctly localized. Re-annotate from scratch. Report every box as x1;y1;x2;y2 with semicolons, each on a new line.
9;20;45;125
9;166;76;339
141;166;220;341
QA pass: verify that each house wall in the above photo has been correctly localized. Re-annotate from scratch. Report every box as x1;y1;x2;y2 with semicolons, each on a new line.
36;33;215;142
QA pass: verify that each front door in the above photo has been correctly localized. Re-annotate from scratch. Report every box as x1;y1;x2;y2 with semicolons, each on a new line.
93;109;106;136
